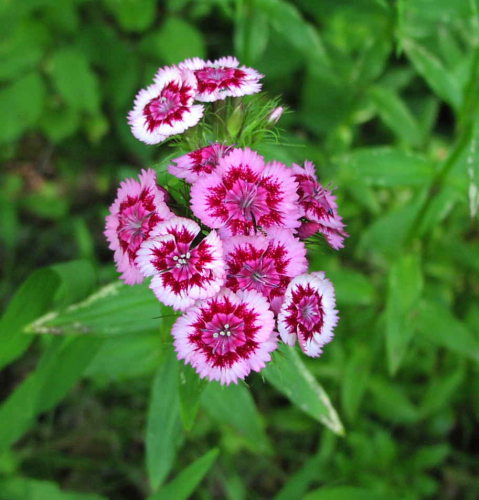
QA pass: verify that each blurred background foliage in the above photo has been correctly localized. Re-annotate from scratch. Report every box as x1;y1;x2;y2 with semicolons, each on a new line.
1;0;479;498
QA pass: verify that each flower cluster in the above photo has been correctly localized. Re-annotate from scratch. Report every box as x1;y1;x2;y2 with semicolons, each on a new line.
106;56;348;385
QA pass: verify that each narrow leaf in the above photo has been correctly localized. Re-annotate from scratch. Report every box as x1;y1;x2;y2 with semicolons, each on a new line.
304;486;381;500
178;363;207;432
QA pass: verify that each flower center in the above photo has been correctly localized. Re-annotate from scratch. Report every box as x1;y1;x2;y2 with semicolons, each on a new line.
147;93;179;120
172;252;191;267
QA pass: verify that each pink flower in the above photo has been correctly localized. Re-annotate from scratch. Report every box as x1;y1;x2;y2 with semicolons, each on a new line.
293;161;348;250
105;169;173;285
169;143;232;183
268;106;284;124
128;66;204;144
179;56;263;102
172;289;277;385
278;272;338;357
191;147;300;236
136;216;225;310
223;229;307;313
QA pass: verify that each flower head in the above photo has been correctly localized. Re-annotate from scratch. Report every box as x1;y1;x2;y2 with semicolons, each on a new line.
172;289;277;385
293;161;348;249
223;229;307;313
179;56;263;102
105;169;173;285
191;147;300;236
136;216;225;310
169;143;232;183
128;67;204;144
278;272;338;357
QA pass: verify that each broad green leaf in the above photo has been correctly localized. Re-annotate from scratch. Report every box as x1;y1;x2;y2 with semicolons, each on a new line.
0;477;106;500
146;347;183;490
0;268;60;370
50;260;96;308
326;268;376;306
40;101;80;142
263;345;344;435
416;300;479;362
304;486;381;500
339;147;434;187
49;47;100;114
234;0;269;64
341;347;372;420
141;18;206;64
369;85;422;146
386;252;423;374
0;72;46;143
178;363;207;432
26;282;167;336
202;382;272;454
149;449;219;500
103;0;156;32
403;39;462;110
0;336;102;452
412;444;450;470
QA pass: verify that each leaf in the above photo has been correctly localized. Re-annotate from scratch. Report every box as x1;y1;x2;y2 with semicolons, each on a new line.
263;345;344;435
0;268;60;371
385;252;423;374
178;363;207;432
403;39;462;110
49;47;100;114
146;347;183;490
201;382;271;454
50;260;96;308
304;486;381;500
103;0;156;32
339;147;434;187
369;85;422;146
0;72;46;143
341;347;372;420
416;300;479;362
234;0;269;64
148;449;219;500
0;336;102;453
326;268;376;306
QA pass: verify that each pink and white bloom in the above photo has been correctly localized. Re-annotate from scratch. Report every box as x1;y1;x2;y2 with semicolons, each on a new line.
136;216;225;310
172;289;277;385
105;169;173;285
191;147;300;236
223;229;307;313
179;56;263;102
293;161;348;250
278;272;338;357
128;66;204;144
169;143;232;183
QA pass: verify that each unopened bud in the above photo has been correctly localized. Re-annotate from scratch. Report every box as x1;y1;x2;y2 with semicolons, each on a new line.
268;106;284;124
227;104;244;139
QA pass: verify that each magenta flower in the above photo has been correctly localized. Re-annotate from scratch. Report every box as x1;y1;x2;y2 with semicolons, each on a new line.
278;272;338;357
191;147;300;236
136;216;225;310
128;67;204;144
223;229;307;313
168;143;232;183
293;161;348;250
172;289;277;385
179;56;263;102
104;169;173;285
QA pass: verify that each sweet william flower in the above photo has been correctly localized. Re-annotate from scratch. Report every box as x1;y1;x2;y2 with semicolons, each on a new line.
136;216;225;311
179;56;263;102
169;143;232;183
172;289;277;385
128;66;204;144
104;169;173;285
223;229;307;313
293;161;348;250
191;147;300;236
278;272;338;357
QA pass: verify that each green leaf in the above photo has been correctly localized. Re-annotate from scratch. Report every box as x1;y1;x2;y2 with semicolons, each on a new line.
0;72;46;143
326;268;376;306
202;382;271;454
50;260;96;308
49;47;100;114
369;85;422;146
0;268;60;371
416;300;479;362
0;477;106;500
339;147;434;187
304;486;382;500
149;449;219;500
403;39;462;110
0;336;102;453
103;0;156;32
341;347;372;420
263;345;344;435
386;252;423;374
178;363;207;432
141;18;206;65
146;347;183;490
234;0;269;64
